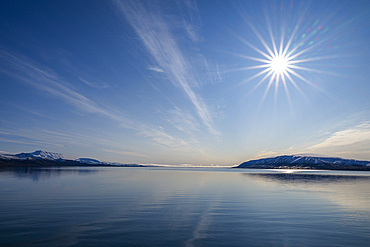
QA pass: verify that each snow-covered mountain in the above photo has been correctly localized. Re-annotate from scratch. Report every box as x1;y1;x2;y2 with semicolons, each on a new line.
0;151;103;164
0;150;65;160
0;150;144;167
236;155;370;170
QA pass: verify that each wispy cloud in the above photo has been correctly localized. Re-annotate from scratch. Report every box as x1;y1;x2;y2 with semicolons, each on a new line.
137;123;192;150
1;126;100;149
183;20;201;43
169;106;199;133
147;66;164;73
308;122;370;150
252;151;278;159
0;134;64;147
112;0;219;136
79;77;110;89
0;50;115;119
202;58;222;85
0;49;198;150
181;0;203;43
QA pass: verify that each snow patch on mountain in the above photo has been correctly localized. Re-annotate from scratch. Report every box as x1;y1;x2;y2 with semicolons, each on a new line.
19;150;65;160
75;158;102;165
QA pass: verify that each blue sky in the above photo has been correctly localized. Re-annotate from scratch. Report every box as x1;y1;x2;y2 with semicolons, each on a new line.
1;0;370;166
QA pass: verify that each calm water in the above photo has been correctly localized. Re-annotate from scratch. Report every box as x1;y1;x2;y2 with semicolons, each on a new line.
1;167;370;247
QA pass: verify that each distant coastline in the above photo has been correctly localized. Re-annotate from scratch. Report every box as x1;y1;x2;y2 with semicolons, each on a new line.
0;157;145;168
2;151;370;171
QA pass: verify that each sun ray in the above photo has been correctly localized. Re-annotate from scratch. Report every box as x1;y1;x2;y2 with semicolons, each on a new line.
233;64;271;72
288;65;324;73
287;44;316;60
225;64;270;74
286;68;317;88
283;70;303;94
234;67;272;90
274;75;279;102
289;56;333;64
282;16;304;57
237;56;271;64
281;74;292;109
247;22;275;59
279;29;284;57
234;54;270;63
285;29;329;59
228;30;274;60
247;64;272;69
264;8;279;58
225;50;272;64
239;39;274;60
251;70;275;92
284;24;320;58
259;73;276;107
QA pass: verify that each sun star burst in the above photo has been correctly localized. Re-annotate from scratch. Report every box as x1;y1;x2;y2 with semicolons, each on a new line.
233;11;329;107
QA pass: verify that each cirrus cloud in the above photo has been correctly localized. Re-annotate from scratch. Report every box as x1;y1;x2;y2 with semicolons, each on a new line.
308;123;370;150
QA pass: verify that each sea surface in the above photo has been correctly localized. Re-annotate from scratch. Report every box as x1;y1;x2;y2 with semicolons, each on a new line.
0;167;370;247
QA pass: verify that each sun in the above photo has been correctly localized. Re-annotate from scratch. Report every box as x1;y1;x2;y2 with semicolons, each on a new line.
231;1;347;109
233;20;323;107
233;12;327;105
270;55;289;74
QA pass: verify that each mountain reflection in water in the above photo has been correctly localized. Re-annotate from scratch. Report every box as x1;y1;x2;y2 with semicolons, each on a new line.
242;171;370;213
243;172;370;184
0;166;99;181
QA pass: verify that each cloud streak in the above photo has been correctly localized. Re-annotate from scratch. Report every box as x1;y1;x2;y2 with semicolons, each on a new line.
252;151;278;160
169;106;199;133
147;66;164;73
79;77;110;89
0;49;199;150
308;122;370;149
112;0;219;136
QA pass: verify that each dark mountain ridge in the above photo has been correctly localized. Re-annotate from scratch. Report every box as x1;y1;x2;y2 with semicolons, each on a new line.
235;155;370;171
0;150;144;167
